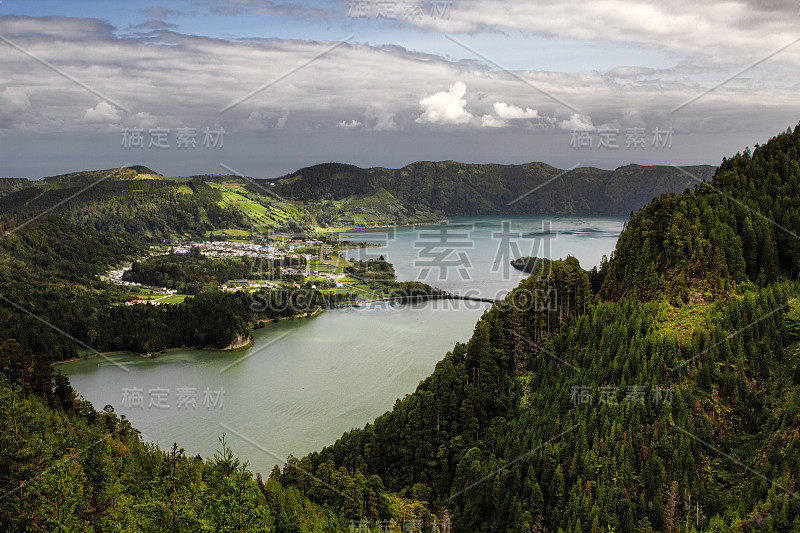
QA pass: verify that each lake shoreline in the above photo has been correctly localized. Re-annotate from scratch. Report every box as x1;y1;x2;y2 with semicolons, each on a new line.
52;343;252;365
54;295;466;366
52;307;327;366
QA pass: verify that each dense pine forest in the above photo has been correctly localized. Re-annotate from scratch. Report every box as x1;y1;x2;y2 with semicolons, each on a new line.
600;138;800;302
3;124;800;531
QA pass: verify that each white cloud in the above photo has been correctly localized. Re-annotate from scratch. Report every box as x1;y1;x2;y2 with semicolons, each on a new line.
245;110;290;130
559;113;595;130
337;119;362;129
275;111;289;129
82;101;123;124
0;87;31;114
124;112;159;130
494;102;539;120
0;87;32;127
403;0;800;66
481;114;505;128
416;81;474;125
364;108;397;131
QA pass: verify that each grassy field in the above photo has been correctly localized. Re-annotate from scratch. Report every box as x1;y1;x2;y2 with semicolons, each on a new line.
154;294;191;304
315;226;357;234
207;228;251;237
114;289;192;305
309;260;344;273
207;181;304;231
198;177;439;232
322;253;351;268
656;300;713;341
118;287;162;301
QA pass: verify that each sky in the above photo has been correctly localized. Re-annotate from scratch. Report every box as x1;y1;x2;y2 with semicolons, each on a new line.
1;0;800;178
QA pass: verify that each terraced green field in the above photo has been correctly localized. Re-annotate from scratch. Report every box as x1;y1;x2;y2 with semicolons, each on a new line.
206;181;299;230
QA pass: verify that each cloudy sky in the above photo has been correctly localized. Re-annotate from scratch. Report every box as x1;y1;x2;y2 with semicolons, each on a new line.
2;0;800;178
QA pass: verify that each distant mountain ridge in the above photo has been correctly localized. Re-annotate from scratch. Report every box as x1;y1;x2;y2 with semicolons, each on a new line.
0;161;717;237
270;161;717;216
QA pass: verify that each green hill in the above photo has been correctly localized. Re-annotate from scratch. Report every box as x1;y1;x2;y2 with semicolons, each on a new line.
271;161;717;217
0;170;254;240
601;127;800;304
0;167;436;238
40;165;164;183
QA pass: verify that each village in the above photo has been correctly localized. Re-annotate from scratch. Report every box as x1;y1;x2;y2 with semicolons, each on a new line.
99;237;351;304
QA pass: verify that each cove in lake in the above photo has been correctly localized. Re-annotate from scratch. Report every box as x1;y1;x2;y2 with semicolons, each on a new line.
64;215;625;476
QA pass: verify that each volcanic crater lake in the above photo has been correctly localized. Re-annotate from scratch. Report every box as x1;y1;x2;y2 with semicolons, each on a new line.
64;215;625;475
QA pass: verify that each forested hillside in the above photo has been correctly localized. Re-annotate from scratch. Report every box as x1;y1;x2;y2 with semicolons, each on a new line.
270;161;716;217
265;125;800;532
0;170;247;239
0;166;439;234
601;130;800;304
0;217;349;360
0;178;34;198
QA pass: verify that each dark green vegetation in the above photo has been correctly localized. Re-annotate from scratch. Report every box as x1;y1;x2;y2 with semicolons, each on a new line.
510;256;554;274
0;167;436;235
344;258;396;280
602;135;800;304
270;161;716;218
0;178;33;197
0;216;146;359
0;169;247;239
